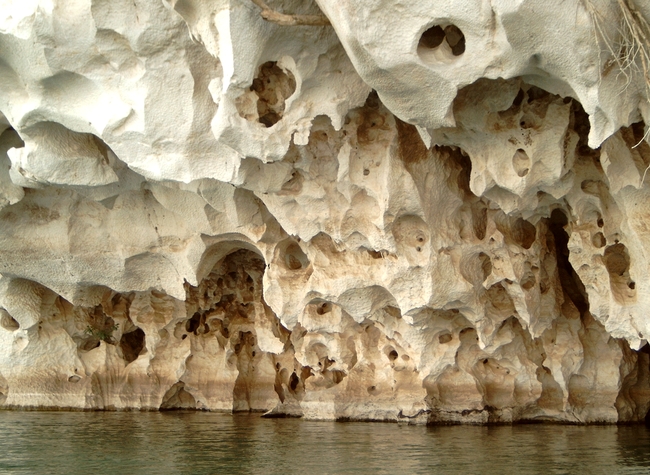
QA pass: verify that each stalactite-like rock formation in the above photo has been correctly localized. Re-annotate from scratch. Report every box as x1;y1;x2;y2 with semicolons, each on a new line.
1;0;650;423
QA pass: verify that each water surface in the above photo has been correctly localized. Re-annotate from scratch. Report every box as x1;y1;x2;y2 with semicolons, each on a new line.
0;411;648;474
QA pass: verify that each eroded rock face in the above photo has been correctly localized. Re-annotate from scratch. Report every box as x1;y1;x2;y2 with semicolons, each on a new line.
0;0;649;423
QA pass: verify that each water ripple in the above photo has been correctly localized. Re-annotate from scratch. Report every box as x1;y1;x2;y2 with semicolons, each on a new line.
0;412;648;474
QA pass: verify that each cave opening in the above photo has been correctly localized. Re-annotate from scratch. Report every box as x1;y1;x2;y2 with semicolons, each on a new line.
119;327;146;364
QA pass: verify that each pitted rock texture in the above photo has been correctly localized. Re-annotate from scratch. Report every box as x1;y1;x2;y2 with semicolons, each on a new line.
0;0;650;423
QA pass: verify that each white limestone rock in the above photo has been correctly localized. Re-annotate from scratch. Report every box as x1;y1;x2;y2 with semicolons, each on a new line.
0;0;648;424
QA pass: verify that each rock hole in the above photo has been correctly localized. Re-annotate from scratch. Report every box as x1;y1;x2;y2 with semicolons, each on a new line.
472;202;488;241
391;215;430;253
603;243;636;303
388;349;399;361
367;249;386;259
444;25;466;55
478;252;492;282
438;333;453;344
521;271;537;291
251;62;296;127
160;382;196;410
316;302;332;315
604;243;630;277
185;312;202;334
289;372;299;391
597;218;604;228
513;218;536;249
418;24;465;62
280;241;310;271
363;168;370;176
119;327;146;364
592;232;606;248
548;209;590;316
237;61;296;127
512;149;531;177
419;25;445;49
329;369;346;384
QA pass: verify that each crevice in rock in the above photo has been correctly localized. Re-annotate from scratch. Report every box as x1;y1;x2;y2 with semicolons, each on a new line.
442;145;488;241
547;208;590;316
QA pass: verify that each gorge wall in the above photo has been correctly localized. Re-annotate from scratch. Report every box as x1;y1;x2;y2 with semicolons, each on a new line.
1;0;650;423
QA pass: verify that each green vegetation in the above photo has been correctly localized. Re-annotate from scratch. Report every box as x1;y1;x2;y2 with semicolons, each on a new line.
84;323;119;343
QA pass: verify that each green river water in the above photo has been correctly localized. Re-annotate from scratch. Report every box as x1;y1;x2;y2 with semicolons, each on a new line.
0;411;649;474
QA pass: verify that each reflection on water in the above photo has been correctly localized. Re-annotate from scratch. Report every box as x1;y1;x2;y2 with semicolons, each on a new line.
0;411;649;475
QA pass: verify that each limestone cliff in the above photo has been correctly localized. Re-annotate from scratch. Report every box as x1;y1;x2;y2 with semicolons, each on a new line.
0;0;650;423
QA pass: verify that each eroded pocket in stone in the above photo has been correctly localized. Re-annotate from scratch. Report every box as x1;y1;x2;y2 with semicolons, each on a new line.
418;24;466;63
236;61;297;127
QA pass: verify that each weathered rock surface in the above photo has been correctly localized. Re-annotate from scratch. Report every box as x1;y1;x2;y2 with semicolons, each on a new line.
0;0;650;423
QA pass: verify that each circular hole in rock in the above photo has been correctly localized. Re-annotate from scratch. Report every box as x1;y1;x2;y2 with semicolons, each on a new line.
512;149;531;177
629;281;636;290
521;272;536;290
282;241;310;271
592;232;606;248
316;302;332;315
604;243;630;277
367;385;379;395
418;24;465;62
